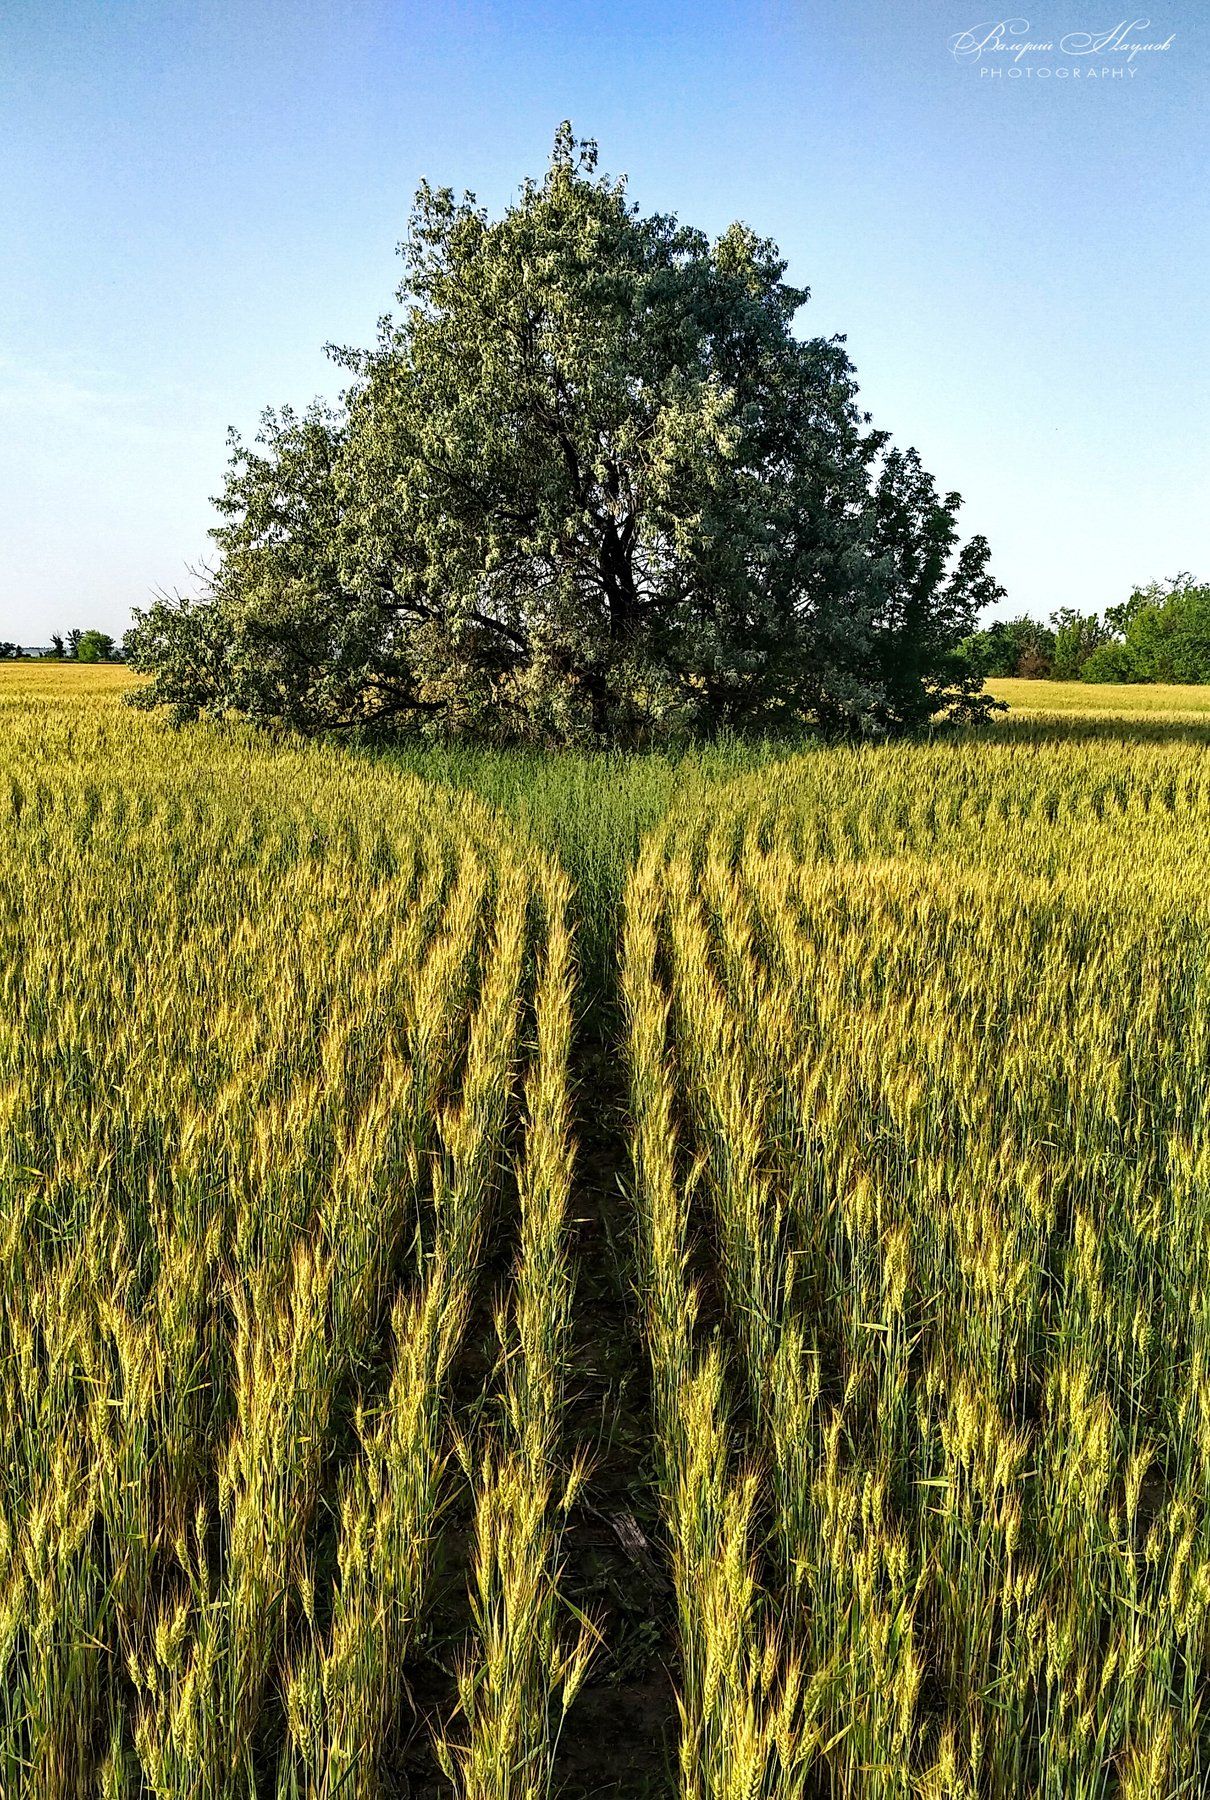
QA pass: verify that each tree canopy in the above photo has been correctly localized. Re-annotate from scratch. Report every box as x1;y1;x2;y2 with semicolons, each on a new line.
960;575;1210;685
76;629;117;664
127;126;1003;743
1113;577;1210;683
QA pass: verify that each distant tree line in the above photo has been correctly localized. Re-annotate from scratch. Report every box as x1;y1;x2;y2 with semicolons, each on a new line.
0;630;122;662
961;576;1210;684
126;126;1003;746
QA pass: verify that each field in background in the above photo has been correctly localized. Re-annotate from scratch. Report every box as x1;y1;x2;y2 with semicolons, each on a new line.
2;664;1209;1796
987;675;1210;720
12;662;1210;718
8;667;1208;968
0;661;136;699
1;666;780;995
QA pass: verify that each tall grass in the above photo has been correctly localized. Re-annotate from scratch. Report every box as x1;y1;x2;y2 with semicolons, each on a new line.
376;738;786;1005
437;860;599;1800
0;676;576;1797
627;739;1210;1795
625;863;815;1800
6;663;1210;1797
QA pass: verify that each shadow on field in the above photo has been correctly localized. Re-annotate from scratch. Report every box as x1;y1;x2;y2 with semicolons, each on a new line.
989;715;1210;748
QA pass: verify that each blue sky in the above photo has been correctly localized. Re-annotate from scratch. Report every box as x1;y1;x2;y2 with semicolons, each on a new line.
1;0;1205;642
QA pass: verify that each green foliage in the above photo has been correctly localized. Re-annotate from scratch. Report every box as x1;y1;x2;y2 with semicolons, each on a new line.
965;579;1209;688
38;628;119;664
864;446;1002;729
75;630;117;664
960;614;1055;678
127;126;1002;744
1066;576;1210;688
1118;576;1210;683
1079;641;1137;683
1049;607;1114;680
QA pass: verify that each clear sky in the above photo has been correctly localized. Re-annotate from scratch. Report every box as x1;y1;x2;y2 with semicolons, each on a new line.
1;0;1205;643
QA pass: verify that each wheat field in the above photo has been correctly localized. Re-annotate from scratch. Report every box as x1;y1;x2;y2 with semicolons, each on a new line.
626;737;1210;1797
2;665;1209;1796
0;668;590;1798
986;678;1210;722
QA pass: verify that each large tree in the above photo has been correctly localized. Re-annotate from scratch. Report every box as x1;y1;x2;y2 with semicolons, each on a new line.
1116;576;1210;684
128;126;1002;742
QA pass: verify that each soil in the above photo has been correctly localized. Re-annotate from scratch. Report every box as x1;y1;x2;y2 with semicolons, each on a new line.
391;1014;679;1798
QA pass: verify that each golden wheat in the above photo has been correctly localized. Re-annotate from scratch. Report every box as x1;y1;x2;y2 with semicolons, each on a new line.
0;671;580;1798
6;661;1210;1798
627;736;1210;1797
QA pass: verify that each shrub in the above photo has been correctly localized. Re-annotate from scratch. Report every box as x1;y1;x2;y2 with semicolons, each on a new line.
962;616;1054;679
1079;642;1137;683
1016;643;1053;680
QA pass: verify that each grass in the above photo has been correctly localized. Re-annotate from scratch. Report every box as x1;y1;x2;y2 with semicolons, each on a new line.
627;737;1210;1793
0;673;582;1797
987;675;1210;720
373;737;789;1001
3;660;1210;1795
